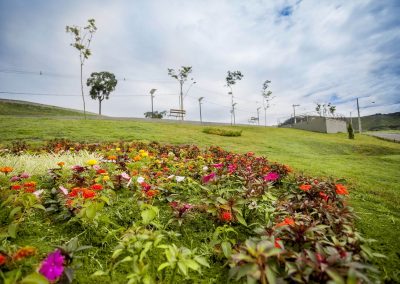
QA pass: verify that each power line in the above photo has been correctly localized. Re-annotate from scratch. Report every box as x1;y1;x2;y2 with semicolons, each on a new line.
0;91;177;97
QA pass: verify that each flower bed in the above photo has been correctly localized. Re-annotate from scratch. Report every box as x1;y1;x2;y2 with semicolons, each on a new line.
0;142;380;283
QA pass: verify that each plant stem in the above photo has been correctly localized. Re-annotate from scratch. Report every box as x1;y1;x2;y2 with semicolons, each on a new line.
170;264;178;284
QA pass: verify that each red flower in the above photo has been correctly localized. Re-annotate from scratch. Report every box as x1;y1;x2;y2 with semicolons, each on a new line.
274;238;282;249
319;191;329;202
83;189;96;199
220;211;232;222
299;184;312;192
335;184;349;195
23;181;36;188
0;254;6;265
13;246;37;261
11;184;22;190
96;169;107;175
141;182;151;191
68;187;81;198
90;184;103;191
202;172;216;183
276;217;295;227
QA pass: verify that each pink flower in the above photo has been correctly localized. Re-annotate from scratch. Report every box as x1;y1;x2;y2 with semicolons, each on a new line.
120;172;130;180
228;164;237;174
263;172;280;182
59;186;68;195
212;163;223;169
202;172;216;183
20;172;30;179
39;250;65;281
92;165;101;171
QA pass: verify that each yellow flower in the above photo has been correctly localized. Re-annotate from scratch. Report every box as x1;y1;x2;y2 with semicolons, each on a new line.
139;149;145;153
116;147;121;151
103;175;110;181
140;151;149;157
86;159;98;166
69;147;75;151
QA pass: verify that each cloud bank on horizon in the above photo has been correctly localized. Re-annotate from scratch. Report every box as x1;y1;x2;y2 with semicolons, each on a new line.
0;0;399;124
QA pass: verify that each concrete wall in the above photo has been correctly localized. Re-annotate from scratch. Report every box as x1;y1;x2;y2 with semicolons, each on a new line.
280;117;347;133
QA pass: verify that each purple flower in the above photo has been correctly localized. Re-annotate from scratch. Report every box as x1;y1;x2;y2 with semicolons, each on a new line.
202;172;216;183
263;172;280;182
71;165;85;173
10;176;21;182
39;250;65;281
20;172;30;179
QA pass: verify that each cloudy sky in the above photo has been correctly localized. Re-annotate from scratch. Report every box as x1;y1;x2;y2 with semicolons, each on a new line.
0;0;399;124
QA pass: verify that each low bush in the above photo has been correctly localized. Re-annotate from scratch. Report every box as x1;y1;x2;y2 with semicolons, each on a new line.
203;127;242;137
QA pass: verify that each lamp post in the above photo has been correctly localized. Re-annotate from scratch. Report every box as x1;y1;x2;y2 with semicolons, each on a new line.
257;107;261;126
292;104;300;124
149;89;157;118
232;102;237;125
198;97;204;124
356;98;375;133
228;90;233;125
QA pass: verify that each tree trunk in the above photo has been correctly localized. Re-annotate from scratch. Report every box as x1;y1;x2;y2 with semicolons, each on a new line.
80;63;87;120
98;98;102;115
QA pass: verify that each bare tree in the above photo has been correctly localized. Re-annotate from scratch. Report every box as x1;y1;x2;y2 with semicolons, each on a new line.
261;80;273;126
66;19;97;119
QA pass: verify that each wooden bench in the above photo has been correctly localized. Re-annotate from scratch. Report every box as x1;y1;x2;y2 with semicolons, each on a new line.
169;109;186;119
248;117;259;124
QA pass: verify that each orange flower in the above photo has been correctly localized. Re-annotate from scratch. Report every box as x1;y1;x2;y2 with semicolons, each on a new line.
96;169;107;175
0;254;6;265
13;246;37;261
0;167;13;175
133;155;141;161
83;189;96;199
23;181;37;188
299;184;312;192
11;184;22;190
284;165;292;173
276;217;295;227
145;189;158;198
69;187;81;198
108;155;117;161
221;211;232;222
90;184;103;191
57;162;65;167
335;184;349;195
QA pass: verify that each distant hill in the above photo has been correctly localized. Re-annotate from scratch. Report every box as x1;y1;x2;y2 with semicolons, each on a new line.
0;99;97;117
280;112;400;131
351;112;400;131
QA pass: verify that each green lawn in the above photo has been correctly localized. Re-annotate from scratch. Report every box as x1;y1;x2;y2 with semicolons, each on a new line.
0;115;399;282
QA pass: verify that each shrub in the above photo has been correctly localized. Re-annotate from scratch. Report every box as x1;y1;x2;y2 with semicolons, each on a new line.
202;127;242;137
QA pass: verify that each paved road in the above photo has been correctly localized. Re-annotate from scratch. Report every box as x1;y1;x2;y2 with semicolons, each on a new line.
367;133;400;143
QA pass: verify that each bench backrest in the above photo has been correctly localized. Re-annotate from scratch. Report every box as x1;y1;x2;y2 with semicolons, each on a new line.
170;109;186;114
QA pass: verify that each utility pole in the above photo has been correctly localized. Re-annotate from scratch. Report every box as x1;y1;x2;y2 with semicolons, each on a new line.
356;98;362;133
149;89;157;118
232;103;237;125
228;90;233;125
292;104;300;124
350;111;353;126
198;97;204;124
257;107;261;126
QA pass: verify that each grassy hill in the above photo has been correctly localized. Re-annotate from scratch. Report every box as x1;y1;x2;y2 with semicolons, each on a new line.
0;99;97;117
0;101;399;282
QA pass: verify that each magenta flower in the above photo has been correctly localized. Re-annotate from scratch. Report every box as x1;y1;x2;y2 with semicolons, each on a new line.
212;163;224;169
264;172;280;182
202;172;216;183
20;172;30;179
39;250;65;282
228;164;237;174
10;176;21;182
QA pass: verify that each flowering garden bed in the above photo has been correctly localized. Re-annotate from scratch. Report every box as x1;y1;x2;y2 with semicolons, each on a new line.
0;141;381;283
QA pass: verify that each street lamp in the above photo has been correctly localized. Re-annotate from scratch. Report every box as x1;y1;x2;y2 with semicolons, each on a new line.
198;97;204;124
257;107;261;126
356;98;375;133
149;89;157;118
232;102;237;125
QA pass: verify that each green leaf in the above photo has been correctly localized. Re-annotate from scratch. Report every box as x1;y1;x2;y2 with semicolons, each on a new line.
157;262;170;271
20;272;49;284
141;209;156;225
326;269;345;284
236;214;247;226
91;270;108;277
194;256;210;268
8;223;18;238
86;204;97;219
184;259;200;271
32;204;46;210
221;241;232;258
9;207;22;220
266;268;276;284
178;262;188;276
120;256;133;263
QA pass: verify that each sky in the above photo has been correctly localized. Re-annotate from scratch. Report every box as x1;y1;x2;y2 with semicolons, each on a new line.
0;0;399;125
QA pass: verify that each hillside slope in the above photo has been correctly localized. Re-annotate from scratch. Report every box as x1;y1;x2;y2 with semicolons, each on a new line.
0;99;97;116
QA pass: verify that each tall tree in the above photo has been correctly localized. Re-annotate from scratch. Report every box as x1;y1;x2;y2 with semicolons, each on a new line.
167;66;194;120
86;72;117;115
66;19;97;119
225;71;243;125
261;80;273;127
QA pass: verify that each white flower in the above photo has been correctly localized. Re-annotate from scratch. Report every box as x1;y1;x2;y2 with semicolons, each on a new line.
137;176;145;184
33;189;44;198
59;186;68;195
167;175;175;179
203;166;208;171
175;176;185;182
